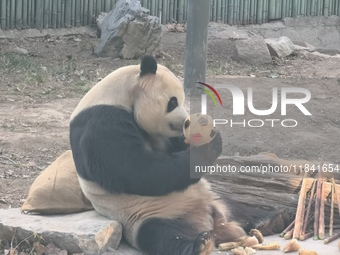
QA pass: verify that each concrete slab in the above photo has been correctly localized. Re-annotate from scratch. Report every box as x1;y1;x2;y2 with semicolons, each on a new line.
0;209;338;255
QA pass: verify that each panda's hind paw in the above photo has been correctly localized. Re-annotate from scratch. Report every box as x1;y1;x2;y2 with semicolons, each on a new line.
193;232;215;255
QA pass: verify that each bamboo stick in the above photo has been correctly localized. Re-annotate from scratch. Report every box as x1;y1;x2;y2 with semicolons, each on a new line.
275;0;281;19
80;0;83;26
318;181;325;240
52;0;57;28
281;220;295;237
89;0;94;25
31;0;35;28
284;228;294;239
299;232;313;241
150;0;157;16
105;0;111;12
169;0;174;22
49;0;52;28
96;0;102;15
243;0;249;24
293;176;308;239
43;0;50;29
22;0;27;29
35;0;43;29
64;0;71;27
6;0;10;29
218;0;222;21
249;0;253;23
101;0;105;12
57;0;61;28
281;0;286;18
93;0;98;17
75;0;81;27
1;0;6;30
310;0;315;16
15;0;22;29
239;0;243;24
162;0;167;24
331;178;340;215
257;0;263;24
178;0;184;23
10;0;15;29
263;0;268;23
324;232;340;244
233;0;238;24
292;0;298;17
288;0;292;17
300;0;305;16
301;180;316;235
314;175;322;240
324;0;330;16
61;0;65;27
268;0;275;20
27;0;31;28
216;0;219;22
221;0;226;23
329;0;333;15
71;0;75;27
306;0;310;16
330;178;335;237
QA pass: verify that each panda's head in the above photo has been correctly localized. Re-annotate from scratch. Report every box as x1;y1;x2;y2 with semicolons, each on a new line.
133;56;188;138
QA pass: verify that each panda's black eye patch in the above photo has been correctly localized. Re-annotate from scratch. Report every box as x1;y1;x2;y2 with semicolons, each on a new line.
167;97;178;112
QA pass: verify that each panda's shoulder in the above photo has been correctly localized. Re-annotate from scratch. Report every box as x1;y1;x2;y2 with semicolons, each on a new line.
70;105;139;134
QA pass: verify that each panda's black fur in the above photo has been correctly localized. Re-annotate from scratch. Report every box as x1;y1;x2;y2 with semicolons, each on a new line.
70;105;212;196
70;56;291;255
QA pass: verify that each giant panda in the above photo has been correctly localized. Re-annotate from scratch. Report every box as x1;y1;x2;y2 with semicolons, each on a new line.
69;55;290;255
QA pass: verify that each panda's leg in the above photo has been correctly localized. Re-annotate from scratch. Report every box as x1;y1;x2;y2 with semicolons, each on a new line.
137;218;215;255
210;200;247;245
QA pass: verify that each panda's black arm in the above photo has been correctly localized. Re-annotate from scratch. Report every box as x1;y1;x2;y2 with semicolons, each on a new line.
168;136;189;153
70;106;215;197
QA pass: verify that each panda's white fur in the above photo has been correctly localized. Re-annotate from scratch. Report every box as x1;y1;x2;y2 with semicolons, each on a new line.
70;62;187;139
70;56;247;255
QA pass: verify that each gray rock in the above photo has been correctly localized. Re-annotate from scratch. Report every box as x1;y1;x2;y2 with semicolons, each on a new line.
96;12;108;30
13;47;29;55
233;36;272;65
265;36;295;58
0;208;122;255
95;0;162;59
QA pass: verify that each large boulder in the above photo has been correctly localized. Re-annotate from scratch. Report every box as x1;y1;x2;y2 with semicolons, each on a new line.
0;209;122;255
265;36;295;58
95;0;162;59
233;36;273;65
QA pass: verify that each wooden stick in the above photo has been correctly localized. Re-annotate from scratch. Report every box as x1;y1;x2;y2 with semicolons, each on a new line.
331;178;340;215
280;204;311;237
314;174;323;240
293;174;308;239
280;220;295;237
318;180;325;240
299;232;313;241
302;180;316;235
284;228;294;240
324;232;340;244
330;178;335;237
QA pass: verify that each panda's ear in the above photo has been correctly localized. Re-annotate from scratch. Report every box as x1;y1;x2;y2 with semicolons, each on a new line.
140;55;157;77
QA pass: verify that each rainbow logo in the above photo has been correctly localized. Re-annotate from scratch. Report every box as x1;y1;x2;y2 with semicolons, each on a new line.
196;82;223;106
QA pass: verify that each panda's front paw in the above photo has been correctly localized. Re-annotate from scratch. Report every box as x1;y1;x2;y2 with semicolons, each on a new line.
191;131;222;165
206;130;222;162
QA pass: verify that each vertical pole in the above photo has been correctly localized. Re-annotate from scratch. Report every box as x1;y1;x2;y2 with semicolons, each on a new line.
184;0;209;93
1;0;6;30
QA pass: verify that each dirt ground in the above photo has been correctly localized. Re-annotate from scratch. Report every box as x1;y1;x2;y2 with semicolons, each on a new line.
0;24;340;214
